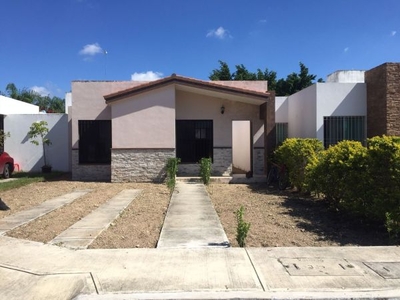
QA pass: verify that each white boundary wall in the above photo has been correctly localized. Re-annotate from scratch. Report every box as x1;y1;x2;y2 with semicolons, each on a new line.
4;114;69;172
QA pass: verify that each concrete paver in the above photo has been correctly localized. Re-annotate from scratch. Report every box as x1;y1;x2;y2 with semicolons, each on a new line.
49;189;141;249
157;181;229;248
0;189;92;234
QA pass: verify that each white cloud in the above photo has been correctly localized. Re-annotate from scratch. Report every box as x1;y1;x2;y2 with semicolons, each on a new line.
259;19;267;23
131;71;163;81
344;47;349;53
206;26;231;39
79;43;104;56
30;86;51;97
391;30;397;36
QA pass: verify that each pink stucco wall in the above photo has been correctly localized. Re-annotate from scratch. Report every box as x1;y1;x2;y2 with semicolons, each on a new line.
111;86;175;148
175;90;264;147
71;81;146;148
212;81;268;92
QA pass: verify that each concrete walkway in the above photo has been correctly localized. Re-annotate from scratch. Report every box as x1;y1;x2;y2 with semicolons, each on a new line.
0;235;400;299
0;189;92;235
50;189;141;249
157;181;229;248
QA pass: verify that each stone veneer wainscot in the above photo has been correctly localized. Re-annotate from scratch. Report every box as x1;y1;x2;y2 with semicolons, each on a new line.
71;150;111;181
111;149;175;182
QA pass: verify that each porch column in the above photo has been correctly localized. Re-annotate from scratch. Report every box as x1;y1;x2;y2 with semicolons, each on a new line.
260;92;276;174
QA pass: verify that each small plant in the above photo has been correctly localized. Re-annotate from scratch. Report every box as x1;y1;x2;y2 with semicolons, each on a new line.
0;130;10;148
166;157;180;191
236;206;250;247
28;121;52;168
199;157;212;185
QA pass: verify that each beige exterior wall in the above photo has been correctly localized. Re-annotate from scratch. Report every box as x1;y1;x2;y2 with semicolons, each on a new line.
175;90;264;147
212;81;268;92
111;86;175;148
71;81;145;148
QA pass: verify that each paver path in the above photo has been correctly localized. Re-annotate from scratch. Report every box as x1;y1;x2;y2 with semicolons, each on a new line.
50;189;141;249
0;190;92;235
157;181;229;248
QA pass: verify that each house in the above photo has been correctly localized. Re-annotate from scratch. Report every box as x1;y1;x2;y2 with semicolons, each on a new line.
69;75;275;182
275;62;400;148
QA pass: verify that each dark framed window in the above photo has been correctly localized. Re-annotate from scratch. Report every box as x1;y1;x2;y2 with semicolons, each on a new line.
323;116;365;148
176;120;213;163
276;122;288;146
78;120;111;164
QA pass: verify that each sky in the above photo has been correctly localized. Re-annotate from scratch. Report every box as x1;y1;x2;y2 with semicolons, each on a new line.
1;0;399;98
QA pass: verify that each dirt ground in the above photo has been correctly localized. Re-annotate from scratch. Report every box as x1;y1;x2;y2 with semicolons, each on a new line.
0;178;391;248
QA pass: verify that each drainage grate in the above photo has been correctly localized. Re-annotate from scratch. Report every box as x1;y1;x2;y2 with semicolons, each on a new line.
364;262;400;279
279;258;362;276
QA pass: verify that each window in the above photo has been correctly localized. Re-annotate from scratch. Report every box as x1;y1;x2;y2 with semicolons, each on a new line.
323;116;365;148
79;120;111;164
0;115;4;153
176;120;213;163
276;123;288;146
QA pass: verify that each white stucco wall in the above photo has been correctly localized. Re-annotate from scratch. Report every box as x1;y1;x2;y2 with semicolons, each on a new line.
175;90;264;147
326;70;365;83
287;84;317;138
71;81;144;148
315;83;366;140
4;114;69;172
0;95;39;114
111;85;176;148
275;96;289;123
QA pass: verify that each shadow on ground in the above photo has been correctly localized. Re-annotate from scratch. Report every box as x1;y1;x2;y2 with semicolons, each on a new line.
248;183;391;246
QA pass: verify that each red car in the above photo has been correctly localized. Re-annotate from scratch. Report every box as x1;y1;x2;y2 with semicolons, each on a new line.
0;152;14;179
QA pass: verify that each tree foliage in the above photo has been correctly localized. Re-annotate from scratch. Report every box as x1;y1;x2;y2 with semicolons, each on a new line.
209;61;322;96
1;83;65;113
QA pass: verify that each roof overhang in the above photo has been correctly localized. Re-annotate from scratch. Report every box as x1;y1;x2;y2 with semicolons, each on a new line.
104;74;270;105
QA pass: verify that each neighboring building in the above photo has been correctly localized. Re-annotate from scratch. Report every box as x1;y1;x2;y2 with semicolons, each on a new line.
276;70;367;148
70;75;275;182
0;96;69;172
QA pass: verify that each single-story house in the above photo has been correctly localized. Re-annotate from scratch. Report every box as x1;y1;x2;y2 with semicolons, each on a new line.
70;75;275;182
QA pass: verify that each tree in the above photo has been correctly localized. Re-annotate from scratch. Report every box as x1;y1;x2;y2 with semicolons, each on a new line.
28;121;52;167
209;61;321;96
1;83;65;113
209;60;232;80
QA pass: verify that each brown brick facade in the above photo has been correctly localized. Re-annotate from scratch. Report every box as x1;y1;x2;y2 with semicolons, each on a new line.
365;63;400;137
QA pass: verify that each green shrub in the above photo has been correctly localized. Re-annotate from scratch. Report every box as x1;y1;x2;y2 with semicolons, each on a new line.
236;206;250;247
199;157;212;185
274;138;323;192
309;140;368;211
364;136;400;223
166;157;180;191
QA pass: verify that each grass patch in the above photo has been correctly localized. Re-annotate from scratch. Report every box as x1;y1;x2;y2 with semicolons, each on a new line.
0;172;67;192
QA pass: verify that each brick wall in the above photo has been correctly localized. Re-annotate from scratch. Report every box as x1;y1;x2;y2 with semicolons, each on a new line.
366;63;400;137
386;63;400;135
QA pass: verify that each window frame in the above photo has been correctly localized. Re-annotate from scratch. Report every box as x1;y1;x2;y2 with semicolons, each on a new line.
78;120;112;164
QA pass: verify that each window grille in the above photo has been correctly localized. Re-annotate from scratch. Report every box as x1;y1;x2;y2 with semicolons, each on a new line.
78;120;111;164
323;116;365;148
276;123;288;146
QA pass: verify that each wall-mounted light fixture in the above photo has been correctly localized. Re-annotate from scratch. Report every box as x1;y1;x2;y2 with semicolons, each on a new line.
220;105;225;114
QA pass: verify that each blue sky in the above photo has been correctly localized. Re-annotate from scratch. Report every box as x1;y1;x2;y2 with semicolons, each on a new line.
1;0;399;98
